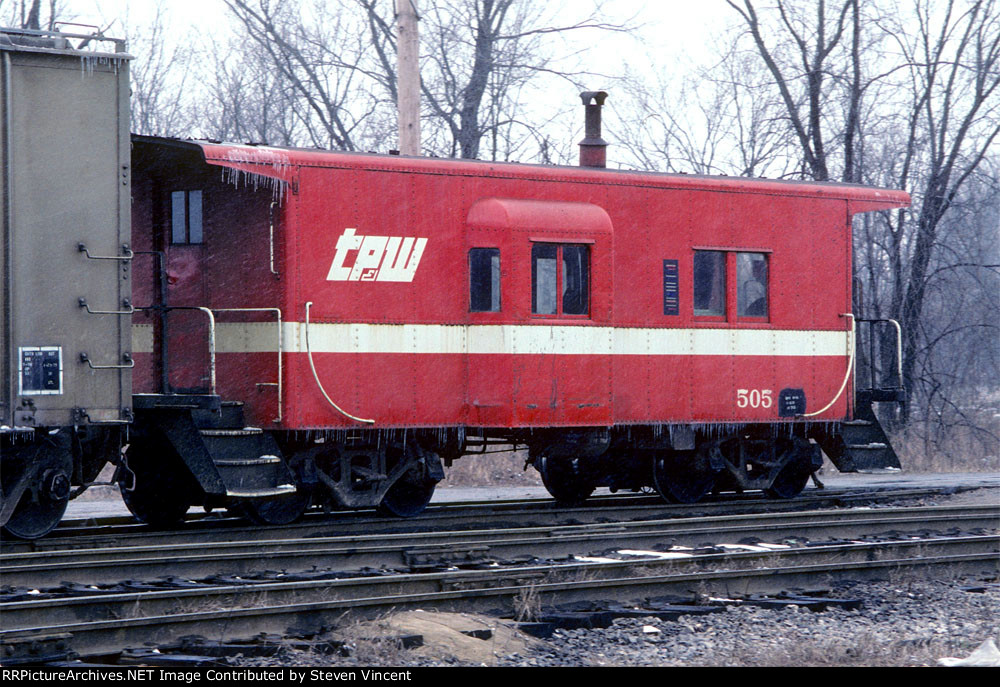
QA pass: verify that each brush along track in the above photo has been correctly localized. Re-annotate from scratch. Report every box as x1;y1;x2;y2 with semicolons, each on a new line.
1;532;997;661
2;503;998;589
0;485;965;555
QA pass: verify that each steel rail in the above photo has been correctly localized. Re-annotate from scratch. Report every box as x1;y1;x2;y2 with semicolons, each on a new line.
1;535;996;660
1;485;959;554
2;504;998;588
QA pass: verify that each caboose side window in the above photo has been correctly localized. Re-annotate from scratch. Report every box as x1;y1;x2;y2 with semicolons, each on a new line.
469;248;501;312
171;190;203;244
532;243;558;315
562;244;590;315
532;243;589;316
693;250;725;316
737;252;768;317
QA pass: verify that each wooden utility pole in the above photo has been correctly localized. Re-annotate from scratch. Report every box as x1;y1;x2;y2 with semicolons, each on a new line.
396;0;420;156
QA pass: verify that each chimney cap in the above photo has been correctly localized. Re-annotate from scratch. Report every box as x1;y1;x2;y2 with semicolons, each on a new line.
580;90;608;106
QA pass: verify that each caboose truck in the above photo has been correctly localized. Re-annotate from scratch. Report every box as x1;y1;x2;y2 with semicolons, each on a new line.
1;29;912;538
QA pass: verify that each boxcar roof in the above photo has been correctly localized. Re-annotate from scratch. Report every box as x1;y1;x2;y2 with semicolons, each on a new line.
133;135;910;213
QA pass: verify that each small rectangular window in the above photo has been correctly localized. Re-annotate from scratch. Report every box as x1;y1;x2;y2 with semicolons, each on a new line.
694;250;725;316
469;248;501;312
737;252;768;317
562;244;589;315
532;243;590;316
170;190;204;244
532;243;558;315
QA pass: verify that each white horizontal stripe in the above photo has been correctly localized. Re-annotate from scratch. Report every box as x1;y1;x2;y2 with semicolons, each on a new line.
132;322;849;357
287;322;847;357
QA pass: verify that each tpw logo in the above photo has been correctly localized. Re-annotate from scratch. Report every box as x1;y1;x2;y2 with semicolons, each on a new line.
326;228;428;283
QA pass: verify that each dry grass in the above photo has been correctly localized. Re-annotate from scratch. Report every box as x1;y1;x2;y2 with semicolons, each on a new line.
513;584;542;622
890;409;1000;473
444;450;542;487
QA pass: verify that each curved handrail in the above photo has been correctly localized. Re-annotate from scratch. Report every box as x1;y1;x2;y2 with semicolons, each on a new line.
801;313;855;418
304;301;375;425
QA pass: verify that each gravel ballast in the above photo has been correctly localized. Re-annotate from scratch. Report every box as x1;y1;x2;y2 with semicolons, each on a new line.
497;580;999;667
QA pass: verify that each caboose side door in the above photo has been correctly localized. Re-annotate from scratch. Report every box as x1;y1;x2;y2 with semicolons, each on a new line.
163;187;212;394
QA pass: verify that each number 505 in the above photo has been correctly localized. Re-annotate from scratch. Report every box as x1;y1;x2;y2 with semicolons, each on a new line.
737;388;773;409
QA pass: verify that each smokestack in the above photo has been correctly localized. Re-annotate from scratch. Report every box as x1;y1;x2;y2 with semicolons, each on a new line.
578;90;608;168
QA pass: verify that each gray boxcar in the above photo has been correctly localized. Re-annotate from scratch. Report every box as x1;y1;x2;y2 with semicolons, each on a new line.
1;28;131;537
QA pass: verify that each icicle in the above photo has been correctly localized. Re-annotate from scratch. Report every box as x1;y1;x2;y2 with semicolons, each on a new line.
219;147;292;201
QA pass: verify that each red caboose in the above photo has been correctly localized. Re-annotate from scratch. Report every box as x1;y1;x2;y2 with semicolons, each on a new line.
128;117;909;522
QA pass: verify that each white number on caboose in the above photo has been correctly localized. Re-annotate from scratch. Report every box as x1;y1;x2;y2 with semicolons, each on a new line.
737;388;773;409
327;228;428;283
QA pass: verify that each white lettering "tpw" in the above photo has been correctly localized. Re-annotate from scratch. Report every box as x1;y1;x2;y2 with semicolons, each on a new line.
326;228;428;282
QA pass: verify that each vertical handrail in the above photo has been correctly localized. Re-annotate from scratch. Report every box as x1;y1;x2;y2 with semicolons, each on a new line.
268;201;279;276
888;318;903;385
200;307;217;395
135;305;216;394
855;317;904;389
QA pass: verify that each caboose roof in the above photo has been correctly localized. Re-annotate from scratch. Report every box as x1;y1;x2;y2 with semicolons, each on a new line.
133;135;910;214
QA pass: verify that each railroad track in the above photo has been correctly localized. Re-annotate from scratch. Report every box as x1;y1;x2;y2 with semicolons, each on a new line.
0;484;965;554
2;504;998;588
1;501;997;662
2;534;996;662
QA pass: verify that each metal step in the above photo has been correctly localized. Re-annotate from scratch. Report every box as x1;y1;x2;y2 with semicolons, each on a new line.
813;416;901;472
214;455;281;467
225;484;297;498
199;429;296;497
199;427;263;437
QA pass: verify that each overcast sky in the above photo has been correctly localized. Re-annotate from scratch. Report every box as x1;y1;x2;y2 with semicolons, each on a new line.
33;0;741;159
56;0;737;71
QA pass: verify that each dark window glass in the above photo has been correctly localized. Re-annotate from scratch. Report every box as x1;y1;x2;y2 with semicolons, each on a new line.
532;243;558;315
188;190;203;243
170;190;204;244
562;244;590;315
737;252;768;317
694;250;725;316
171;191;187;244
470;248;501;312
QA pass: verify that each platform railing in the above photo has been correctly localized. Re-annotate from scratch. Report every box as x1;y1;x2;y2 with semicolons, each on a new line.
855;318;903;393
135;305;283;422
212;307;283;423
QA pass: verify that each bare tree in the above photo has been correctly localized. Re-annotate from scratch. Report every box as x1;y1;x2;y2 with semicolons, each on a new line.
875;0;1000;428
412;0;630;159
125;3;195;137
219;0;392;151
195;29;303;146
726;0;862;182
613;42;796;177
1;0;62;30
217;0;629;158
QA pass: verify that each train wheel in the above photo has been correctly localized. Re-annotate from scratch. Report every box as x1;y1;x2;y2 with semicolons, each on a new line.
764;439;812;499
119;438;191;527
238;491;311;526
537;455;595;505
765;462;811;499
2;449;72;539
378;475;437;517
652;451;715;504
